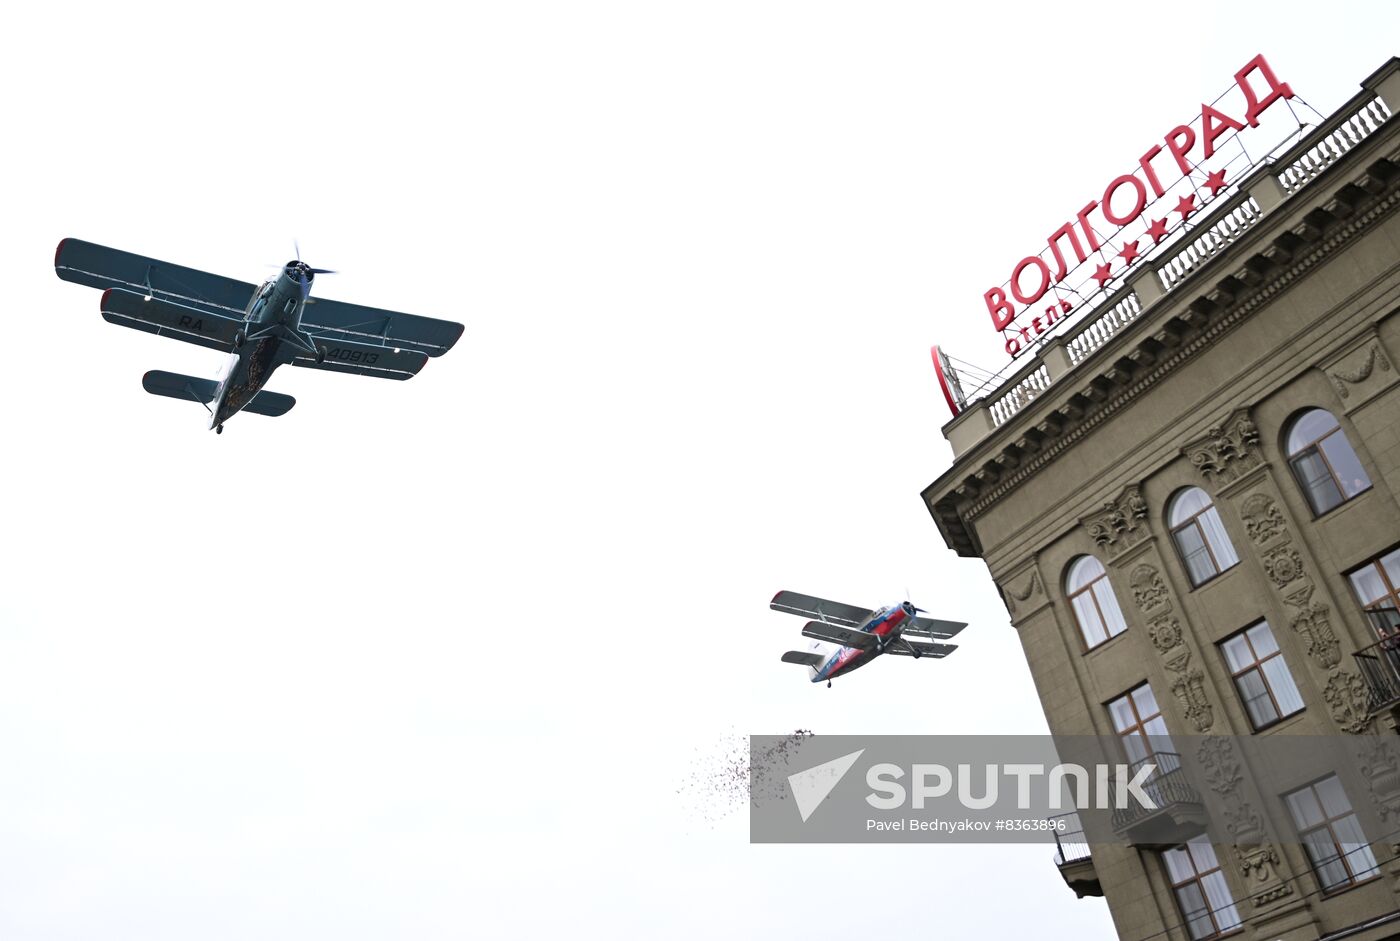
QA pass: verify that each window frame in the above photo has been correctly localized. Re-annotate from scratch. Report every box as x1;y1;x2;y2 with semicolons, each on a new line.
1283;775;1380;895
1218;621;1304;732
1106;682;1175;769
1160;838;1243;940
1066;556;1128;652
1168;488;1239;588
1347;548;1400;641
1285;409;1372;517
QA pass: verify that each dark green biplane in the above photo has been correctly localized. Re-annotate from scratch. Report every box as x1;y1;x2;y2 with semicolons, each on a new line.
54;239;464;433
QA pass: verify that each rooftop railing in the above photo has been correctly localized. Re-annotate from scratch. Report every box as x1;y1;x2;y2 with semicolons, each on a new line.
1277;95;1392;194
1156;193;1264;293
1065;290;1143;368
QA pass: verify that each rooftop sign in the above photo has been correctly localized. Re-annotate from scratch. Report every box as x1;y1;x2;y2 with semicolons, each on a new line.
979;55;1298;359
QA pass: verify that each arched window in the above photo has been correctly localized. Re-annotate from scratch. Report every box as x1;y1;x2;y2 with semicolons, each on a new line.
1168;488;1239;586
1286;409;1371;515
1066;556;1128;649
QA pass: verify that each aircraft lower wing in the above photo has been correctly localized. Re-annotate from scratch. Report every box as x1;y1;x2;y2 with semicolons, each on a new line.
905;616;968;641
56;239;256;318
885;640;958;659
101;288;243;353
302;296;464;358
771;591;872;628
290;338;430;380
801;621;879;650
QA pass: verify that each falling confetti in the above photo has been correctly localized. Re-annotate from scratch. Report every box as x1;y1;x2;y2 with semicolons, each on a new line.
678;729;814;826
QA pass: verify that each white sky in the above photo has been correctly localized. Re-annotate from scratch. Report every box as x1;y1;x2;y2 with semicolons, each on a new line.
0;3;1395;939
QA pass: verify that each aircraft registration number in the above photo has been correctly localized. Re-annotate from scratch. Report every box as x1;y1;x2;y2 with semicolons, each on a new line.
324;347;380;365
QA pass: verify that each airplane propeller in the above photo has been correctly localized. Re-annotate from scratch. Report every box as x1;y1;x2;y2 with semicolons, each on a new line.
276;241;338;278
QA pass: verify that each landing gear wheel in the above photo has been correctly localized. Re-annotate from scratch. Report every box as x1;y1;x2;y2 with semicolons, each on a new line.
232;331;244;349
216;424;224;435
826;680;832;688
315;348;325;364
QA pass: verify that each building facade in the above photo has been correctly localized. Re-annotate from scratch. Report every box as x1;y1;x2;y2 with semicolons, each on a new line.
924;58;1400;941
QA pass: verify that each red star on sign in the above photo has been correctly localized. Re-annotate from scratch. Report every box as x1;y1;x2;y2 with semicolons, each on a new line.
1204;168;1227;196
1174;193;1197;219
1093;262;1114;288
1118;239;1140;265
1145;217;1169;243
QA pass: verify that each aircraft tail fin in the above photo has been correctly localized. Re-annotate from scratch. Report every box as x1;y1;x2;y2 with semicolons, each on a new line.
141;371;295;417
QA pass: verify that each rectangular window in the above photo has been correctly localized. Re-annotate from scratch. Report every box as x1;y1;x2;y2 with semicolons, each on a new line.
1162;837;1243;940
1175;524;1218;585
1220;621;1304;730
1284;776;1379;892
1107;683;1175;770
1293;450;1345;515
1348;548;1400;639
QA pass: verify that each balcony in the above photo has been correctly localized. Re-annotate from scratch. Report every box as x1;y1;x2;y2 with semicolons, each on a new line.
1353;637;1400;713
1110;753;1207;846
1050;813;1102;898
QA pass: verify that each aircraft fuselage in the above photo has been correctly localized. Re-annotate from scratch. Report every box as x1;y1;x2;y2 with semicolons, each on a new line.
209;262;316;430
810;602;914;683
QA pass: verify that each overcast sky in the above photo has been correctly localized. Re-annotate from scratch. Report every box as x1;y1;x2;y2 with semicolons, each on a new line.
1;3;1397;939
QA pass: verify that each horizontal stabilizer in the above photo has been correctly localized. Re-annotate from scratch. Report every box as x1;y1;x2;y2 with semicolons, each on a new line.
143;370;216;403
801;621;879;650
781;651;825;667
243;389;295;417
142;371;294;417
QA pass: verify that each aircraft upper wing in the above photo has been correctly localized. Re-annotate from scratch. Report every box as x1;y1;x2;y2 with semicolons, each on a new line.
904;616;968;641
301;296;464;358
885;640;958;659
56;238;257;318
770;591;872;628
800;621;879;650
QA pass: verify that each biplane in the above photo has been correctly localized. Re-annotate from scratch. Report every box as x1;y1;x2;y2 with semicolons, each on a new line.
54;239;464;432
771;591;965;686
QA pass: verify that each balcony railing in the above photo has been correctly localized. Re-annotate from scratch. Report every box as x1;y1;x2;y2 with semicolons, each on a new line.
1353;636;1400;713
1051;812;1090;866
1110;752;1206;843
1050;812;1102;898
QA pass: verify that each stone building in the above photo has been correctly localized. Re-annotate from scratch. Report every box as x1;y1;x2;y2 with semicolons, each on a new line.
923;58;1400;940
